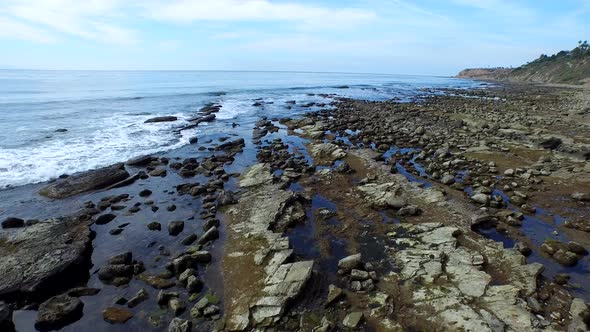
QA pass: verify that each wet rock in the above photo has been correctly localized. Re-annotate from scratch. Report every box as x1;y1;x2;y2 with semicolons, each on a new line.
325;285;343;307
553;249;579;266
186;276;203;293
67;287;100;297
568;298;590;332
147;221;162;231
571;192;590;202
568;241;588;255
350;269;370;281
514;242;532;256
39;164;129;199
35;294;84;331
168;318;192;332
338;254;362;272
149;168;167;177
168;221;185;236
109;252;133;265
342;311;364;328
197;226;219;245
0;302;14;332
1;217;24;229
139;275;175;289
139;189;152;197
126;155;156;166
554;273;570;285
397;205;421;217
127;289;149;308
102;307;133;324
95;213;116;225
0;217;91;296
169;298;186;316
144;116;177;123
181;234;197;245
98;264;134;282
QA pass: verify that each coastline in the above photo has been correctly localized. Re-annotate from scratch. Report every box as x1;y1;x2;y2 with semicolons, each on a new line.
1;81;590;331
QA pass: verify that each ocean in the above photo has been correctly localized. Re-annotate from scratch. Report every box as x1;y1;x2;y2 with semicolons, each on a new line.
0;70;478;188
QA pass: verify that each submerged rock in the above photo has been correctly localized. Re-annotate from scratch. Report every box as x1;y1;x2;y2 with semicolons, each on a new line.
39;164;129;199
0;217;92;297
35;294;84;331
102;307;133;324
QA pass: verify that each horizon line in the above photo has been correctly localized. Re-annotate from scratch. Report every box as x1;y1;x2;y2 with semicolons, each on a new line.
0;68;457;79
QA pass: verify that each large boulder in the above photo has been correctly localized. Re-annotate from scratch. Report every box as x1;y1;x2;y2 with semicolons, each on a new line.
0;217;92;297
35;294;84;330
39;164;130;199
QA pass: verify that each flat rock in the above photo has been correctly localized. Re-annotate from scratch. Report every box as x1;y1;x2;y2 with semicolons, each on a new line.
144;116;178;123
102;307;133;324
0;217;92;296
35;294;84;331
39;164;129;199
309;143;346;165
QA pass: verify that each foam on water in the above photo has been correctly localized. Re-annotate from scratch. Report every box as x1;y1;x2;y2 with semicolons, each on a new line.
0;70;480;188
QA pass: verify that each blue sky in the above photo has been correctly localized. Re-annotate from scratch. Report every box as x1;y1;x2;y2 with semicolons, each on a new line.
0;0;588;75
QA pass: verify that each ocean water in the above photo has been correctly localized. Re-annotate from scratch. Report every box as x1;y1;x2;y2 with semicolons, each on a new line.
0;70;478;188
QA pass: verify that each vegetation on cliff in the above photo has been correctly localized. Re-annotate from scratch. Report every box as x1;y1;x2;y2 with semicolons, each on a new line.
458;41;590;85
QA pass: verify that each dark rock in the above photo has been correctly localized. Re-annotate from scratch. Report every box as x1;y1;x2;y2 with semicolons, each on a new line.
0;302;15;332
0;217;92;296
35;295;84;331
127;289;148;308
147;222;162;231
39;164;129;199
144;116;178;123
55;128;68;132
67;287;100;297
126;155;156;166
108;252;132;265
197;226;219;245
139;189;152;197
95;213;116;225
539;137;562;150
168;221;185;236
181;234;197;246
109;229;123;235
98;265;134;281
1;217;24;229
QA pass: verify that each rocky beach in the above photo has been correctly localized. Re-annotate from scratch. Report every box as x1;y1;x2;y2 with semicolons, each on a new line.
1;79;590;332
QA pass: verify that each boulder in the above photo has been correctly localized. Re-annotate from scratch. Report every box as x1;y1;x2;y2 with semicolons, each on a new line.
168;318;192;332
168;221;185;236
338;254;362;272
39;164;129;199
0;217;91;296
35;295;84;330
1;217;24;229
144;116;178;123
126;155;156;166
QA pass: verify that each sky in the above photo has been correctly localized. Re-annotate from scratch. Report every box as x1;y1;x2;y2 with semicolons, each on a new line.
0;0;588;75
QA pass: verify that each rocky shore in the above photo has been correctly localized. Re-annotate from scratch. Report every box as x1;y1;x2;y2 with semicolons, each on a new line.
1;83;590;331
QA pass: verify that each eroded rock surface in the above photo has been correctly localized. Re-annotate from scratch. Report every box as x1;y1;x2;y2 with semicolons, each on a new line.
0;217;92;296
224;163;314;330
39;164;129;199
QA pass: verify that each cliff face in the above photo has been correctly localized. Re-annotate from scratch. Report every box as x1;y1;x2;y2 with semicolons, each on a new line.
456;68;513;80
457;42;590;85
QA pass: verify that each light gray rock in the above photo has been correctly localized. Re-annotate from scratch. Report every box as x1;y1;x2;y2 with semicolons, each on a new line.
309;143;346;165
168;318;192;332
342;311;364;328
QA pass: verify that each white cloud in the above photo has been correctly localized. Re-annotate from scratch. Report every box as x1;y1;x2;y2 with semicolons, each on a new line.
144;0;376;27
0;16;56;43
2;0;138;44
